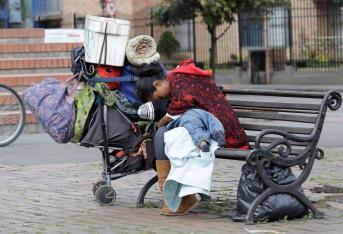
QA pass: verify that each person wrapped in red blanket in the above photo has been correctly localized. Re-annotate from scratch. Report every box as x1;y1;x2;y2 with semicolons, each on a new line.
135;59;249;149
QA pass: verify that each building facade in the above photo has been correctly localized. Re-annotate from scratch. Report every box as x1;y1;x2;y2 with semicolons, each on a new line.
0;0;342;71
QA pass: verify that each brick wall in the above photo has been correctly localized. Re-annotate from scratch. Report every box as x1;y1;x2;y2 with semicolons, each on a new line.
60;0;102;28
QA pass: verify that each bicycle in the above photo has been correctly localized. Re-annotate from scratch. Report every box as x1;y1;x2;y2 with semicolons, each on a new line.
0;84;26;146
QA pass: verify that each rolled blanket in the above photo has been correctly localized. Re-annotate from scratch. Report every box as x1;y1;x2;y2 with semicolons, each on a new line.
126;35;160;66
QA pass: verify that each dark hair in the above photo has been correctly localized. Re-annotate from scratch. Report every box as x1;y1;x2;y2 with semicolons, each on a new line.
135;76;161;102
132;62;164;78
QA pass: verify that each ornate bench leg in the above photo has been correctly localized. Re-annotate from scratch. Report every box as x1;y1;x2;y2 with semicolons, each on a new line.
245;188;273;225
293;190;325;219
136;175;158;208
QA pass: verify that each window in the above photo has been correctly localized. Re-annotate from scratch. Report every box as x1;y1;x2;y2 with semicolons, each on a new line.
239;7;290;48
327;1;343;60
175;20;194;51
268;7;290;48
239;14;264;48
328;2;343;37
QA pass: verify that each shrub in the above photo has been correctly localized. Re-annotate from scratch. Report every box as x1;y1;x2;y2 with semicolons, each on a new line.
157;31;180;58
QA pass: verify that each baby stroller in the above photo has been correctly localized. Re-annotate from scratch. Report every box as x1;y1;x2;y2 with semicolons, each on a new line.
72;47;158;206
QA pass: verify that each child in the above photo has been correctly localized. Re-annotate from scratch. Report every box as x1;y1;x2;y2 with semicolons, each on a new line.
136;59;249;150
138;101;226;152
166;108;226;152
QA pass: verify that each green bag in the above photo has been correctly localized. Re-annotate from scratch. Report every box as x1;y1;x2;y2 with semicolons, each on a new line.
71;77;116;143
71;83;95;143
93;73;116;107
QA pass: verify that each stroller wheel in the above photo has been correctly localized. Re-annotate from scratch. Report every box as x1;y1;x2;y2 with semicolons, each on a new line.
95;185;117;206
92;180;107;195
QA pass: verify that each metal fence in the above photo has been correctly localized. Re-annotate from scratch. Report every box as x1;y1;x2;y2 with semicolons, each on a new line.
130;0;343;72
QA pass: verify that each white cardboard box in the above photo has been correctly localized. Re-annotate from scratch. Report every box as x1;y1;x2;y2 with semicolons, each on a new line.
83;15;130;67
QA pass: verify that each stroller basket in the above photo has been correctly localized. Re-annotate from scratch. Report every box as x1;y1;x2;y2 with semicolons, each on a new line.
80;104;140;149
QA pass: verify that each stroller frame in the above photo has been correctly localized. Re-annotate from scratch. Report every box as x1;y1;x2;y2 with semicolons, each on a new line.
72;54;158;207
87;97;158;207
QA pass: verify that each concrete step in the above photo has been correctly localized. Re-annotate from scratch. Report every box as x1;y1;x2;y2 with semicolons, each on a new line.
0;73;72;87
0;28;44;38
0;110;36;125
25;111;37;124
0;57;71;70
0;51;72;59
0;57;72;75
0;28;44;44
0;91;21;105
0;43;81;53
0;67;71;75
0;37;44;44
0;89;39;125
0;42;81;58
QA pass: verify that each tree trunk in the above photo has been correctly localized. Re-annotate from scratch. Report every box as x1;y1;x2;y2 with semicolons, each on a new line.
209;27;217;81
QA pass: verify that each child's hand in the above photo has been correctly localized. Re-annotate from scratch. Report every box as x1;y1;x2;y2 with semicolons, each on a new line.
156;116;173;128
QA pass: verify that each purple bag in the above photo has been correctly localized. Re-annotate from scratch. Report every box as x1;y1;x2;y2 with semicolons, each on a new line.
23;74;80;143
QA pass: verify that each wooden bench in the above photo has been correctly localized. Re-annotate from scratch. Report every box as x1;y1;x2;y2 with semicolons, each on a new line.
136;89;342;224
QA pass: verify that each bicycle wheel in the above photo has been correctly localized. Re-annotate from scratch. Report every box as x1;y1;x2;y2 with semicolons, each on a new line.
0;84;26;146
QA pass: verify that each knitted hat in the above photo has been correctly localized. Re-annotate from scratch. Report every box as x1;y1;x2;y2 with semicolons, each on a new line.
126;35;160;66
137;101;155;121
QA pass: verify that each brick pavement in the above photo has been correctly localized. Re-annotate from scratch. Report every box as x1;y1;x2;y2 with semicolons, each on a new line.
0;148;342;233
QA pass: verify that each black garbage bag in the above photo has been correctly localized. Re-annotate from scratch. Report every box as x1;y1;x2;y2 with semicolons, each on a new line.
233;163;308;222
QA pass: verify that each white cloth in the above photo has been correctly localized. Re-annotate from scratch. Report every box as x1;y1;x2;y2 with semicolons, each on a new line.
163;127;218;211
165;113;181;120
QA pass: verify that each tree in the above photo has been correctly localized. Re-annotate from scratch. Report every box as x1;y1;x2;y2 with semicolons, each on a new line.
154;0;289;79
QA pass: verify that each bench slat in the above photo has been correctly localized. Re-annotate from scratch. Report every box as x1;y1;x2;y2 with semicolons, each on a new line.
223;89;326;98
236;111;317;123
247;135;310;146
214;147;305;159
214;148;249;160
230;100;321;111
233;106;318;114
240;123;313;135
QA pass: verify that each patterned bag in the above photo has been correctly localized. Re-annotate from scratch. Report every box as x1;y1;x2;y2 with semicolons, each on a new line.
23;74;80;143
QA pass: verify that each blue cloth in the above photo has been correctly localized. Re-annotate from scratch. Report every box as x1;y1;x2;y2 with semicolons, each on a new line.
167;109;224;147
119;62;168;105
163;127;217;211
119;65;140;104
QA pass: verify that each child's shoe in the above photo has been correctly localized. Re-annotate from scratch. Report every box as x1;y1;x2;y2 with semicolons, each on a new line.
213;130;226;147
199;140;210;152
